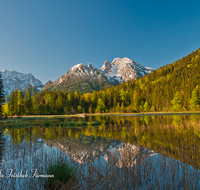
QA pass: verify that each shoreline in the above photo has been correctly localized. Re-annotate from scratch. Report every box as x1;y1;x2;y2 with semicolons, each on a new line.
5;111;200;118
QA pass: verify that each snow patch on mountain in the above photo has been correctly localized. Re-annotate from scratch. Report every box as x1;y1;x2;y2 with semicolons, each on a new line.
70;63;83;72
106;64;118;77
43;138;156;168
101;57;153;83
47;57;153;91
88;63;98;71
44;62;112;92
0;70;43;96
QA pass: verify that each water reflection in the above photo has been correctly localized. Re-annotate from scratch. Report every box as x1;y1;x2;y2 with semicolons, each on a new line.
2;114;200;169
0;130;5;162
0;114;200;189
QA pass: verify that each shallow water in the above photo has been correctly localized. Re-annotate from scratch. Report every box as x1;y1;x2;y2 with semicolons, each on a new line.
0;114;200;189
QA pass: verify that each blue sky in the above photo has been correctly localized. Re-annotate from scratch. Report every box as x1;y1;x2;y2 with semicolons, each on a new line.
1;0;200;84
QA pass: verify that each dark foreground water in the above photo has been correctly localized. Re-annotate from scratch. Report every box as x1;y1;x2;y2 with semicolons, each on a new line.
0;114;200;189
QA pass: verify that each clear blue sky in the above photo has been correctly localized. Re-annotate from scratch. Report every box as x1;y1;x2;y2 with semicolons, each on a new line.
1;0;200;84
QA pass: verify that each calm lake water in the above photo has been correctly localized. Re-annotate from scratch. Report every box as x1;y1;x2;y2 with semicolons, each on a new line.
0;114;200;189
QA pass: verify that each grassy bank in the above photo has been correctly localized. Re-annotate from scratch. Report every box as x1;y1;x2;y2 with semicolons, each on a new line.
0;117;101;129
87;110;200;116
4;110;200;119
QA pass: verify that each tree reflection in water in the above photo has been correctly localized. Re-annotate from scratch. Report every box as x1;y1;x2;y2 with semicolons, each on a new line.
0;114;200;189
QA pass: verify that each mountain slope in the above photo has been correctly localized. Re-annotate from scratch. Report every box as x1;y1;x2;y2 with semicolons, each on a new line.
42;80;53;90
3;49;200;116
100;48;200;112
0;70;43;96
101;57;153;83
44;57;153;93
44;63;114;94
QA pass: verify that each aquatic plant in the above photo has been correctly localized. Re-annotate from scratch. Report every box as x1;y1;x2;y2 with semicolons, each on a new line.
1;116;200;189
44;161;77;189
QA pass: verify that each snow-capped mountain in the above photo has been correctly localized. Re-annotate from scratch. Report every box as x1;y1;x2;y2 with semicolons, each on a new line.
101;57;153;83
0;70;43;96
0;57;153;95
43;57;153;93
43;137;156;167
43;63;114;93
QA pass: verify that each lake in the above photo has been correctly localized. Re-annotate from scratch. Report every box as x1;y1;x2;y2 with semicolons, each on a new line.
0;114;200;189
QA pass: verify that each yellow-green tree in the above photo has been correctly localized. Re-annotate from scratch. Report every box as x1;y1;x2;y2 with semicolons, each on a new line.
171;91;181;111
96;97;107;113
190;86;199;110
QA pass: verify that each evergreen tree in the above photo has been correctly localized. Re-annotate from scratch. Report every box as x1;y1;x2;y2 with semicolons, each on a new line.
96;97;107;113
132;89;140;112
25;86;32;115
120;102;124;112
0;72;4;117
144;101;150;112
171;91;181;111
119;88;126;102
89;103;93;113
5;48;200;115
190;86;199;110
17;91;24;116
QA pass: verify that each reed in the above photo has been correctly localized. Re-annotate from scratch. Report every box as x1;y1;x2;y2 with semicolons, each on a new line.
1;141;200;189
1;117;200;189
44;161;77;189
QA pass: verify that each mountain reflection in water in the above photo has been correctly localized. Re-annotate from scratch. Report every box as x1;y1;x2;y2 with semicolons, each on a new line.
0;114;200;189
43;138;156;167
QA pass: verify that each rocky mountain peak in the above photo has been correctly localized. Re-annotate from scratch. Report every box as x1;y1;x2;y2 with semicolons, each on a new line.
121;57;132;64
111;57;133;66
70;63;83;71
43;62;114;93
43;80;53;90
1;56;153;95
101;60;112;74
101;57;153;83
111;58;122;65
88;63;98;71
0;70;43;96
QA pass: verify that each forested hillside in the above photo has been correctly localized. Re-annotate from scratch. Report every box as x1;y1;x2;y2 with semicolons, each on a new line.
3;48;200;116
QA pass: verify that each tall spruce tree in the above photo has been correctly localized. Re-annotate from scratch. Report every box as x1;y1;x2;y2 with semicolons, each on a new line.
0;72;5;117
171;91;181;111
190;86;199;110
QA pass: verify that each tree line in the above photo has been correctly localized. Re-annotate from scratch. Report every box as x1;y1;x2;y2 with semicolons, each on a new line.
2;48;200;116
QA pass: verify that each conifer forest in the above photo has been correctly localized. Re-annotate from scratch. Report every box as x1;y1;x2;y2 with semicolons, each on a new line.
2;48;200;116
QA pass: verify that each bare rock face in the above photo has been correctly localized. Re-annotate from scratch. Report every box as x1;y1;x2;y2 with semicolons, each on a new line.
101;57;153;83
0;70;43;96
0;57;153;96
43;63;114;93
101;60;112;74
88;63;98;71
46;58;153;93
43;80;53;90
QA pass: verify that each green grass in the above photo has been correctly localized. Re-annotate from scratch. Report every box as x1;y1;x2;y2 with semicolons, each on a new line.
44;161;77;189
0;117;101;130
55;121;101;127
88;110;200;116
87;121;100;126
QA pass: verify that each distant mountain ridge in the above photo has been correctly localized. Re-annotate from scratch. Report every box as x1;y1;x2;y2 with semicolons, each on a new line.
101;57;153;83
1;57;153;95
43;63;114;93
43;57;153;93
0;70;43;96
43;80;53;90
